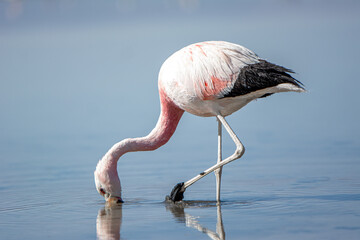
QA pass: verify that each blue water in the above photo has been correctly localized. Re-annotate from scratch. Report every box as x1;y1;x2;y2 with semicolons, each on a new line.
1;0;360;239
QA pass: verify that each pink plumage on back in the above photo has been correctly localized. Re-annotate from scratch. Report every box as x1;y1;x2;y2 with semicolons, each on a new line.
201;76;230;100
160;41;260;103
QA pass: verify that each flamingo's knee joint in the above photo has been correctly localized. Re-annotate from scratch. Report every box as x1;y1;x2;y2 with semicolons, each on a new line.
234;146;245;159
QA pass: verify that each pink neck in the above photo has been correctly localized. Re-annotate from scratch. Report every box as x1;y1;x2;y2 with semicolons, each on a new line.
103;89;184;165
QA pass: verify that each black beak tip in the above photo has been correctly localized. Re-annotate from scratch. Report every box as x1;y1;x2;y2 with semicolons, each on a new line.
166;182;185;202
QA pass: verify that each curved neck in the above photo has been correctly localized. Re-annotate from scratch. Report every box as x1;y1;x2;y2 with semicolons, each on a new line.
103;89;184;165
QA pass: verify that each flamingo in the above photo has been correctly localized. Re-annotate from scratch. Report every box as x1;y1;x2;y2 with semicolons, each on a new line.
94;41;305;204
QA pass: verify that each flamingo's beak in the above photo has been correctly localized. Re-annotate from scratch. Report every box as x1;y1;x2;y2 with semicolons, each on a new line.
106;196;123;205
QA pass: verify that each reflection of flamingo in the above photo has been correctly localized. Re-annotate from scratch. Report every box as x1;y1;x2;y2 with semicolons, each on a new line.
94;41;305;203
166;201;225;240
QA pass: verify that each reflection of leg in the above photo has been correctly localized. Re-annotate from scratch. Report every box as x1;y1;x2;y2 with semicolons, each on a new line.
216;203;225;240
166;202;226;240
215;119;222;202
184;213;220;240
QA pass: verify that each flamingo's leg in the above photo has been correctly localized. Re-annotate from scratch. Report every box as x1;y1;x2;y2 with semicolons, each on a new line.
183;114;244;188
215;118;222;202
168;115;245;202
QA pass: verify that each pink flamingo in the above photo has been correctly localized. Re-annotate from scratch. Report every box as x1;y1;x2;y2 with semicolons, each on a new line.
94;41;305;203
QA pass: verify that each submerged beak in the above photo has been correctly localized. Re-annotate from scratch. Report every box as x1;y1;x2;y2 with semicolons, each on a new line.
106;196;123;204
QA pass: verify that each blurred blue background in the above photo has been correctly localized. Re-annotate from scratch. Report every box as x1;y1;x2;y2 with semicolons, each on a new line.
1;0;359;159
0;0;359;239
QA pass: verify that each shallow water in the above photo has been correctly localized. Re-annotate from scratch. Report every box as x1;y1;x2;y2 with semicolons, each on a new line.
1;0;360;239
1;152;359;239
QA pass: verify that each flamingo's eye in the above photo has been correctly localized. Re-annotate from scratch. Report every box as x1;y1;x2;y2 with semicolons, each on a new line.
99;188;106;195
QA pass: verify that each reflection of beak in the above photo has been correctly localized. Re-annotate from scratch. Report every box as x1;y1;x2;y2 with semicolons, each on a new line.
96;205;123;240
106;196;123;205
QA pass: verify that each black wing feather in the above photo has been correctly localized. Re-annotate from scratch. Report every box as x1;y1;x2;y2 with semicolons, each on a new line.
222;60;304;98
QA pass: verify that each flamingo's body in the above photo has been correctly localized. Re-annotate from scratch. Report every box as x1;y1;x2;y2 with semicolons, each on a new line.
94;41;304;203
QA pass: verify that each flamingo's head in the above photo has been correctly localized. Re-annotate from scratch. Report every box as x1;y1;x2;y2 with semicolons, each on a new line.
94;159;123;204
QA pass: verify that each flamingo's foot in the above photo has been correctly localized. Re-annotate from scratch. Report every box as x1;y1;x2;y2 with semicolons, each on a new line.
166;182;185;202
